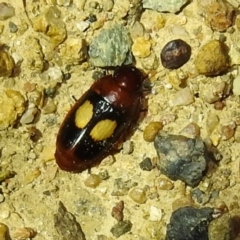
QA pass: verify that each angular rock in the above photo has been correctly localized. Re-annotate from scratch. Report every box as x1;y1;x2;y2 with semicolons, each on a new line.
154;131;208;187
54;201;86;240
166;206;214;240
89;24;132;67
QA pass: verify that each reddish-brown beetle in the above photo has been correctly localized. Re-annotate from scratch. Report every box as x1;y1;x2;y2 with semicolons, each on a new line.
55;65;146;172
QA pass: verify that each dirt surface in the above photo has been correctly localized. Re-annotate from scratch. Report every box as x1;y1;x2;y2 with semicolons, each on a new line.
0;0;240;239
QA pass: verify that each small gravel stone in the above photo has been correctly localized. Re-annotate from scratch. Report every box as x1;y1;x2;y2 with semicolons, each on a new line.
191;188;207;204
111;201;124;222
76;21;90;32
179;122;201;139
59;38;87;65
143;0;189;13
132;37;151;58
166;206;214;240
201;81;230;104
206;112;220;135
157;177;174;190
0;3;15;20
84;174;102;188
112;178;138;196
40;67;63;84
20;105;38;124
139;157;154;171
197;0;235;32
220;121;236;141
214;101;225;110
143;122;163;142
110;220;132;238
149;206;163;221
122;140;134;154
161;39;191;69
195;40;229;76
154;131;208;187
42;98;57;114
54;201;86;240
169;87;194;106
89;24;133;67
0;49;15;77
8;21;18;33
129;187;147;204
0;222;11;240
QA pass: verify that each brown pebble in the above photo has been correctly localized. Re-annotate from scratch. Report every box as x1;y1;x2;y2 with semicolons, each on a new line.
143;122;163;142
214;101;225;110
157;177;174;190
160;39;191;69
111;201;124;222
221;121;236;140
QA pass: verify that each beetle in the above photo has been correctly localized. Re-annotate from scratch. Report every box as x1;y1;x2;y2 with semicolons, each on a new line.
55;65;146;172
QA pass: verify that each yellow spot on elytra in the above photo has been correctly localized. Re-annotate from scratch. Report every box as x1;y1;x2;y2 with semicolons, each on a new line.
75;100;93;128
90;119;117;141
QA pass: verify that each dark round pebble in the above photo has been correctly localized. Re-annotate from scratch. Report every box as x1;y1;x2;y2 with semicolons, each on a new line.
160;39;191;69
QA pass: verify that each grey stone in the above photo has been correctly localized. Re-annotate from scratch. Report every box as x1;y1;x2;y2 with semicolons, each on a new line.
54;201;86;240
166;206;214;240
89;24;133;67
143;0;189;13
154;131;208;187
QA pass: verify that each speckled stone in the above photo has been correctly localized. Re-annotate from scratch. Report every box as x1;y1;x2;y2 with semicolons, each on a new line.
54;201;86;240
195;40;229;76
143;0;189;13
154;131;208;187
89;24;133;67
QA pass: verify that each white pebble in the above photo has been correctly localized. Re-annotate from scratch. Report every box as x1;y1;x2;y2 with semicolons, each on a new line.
149;206;163;221
169;87;194;106
76;21;90;32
